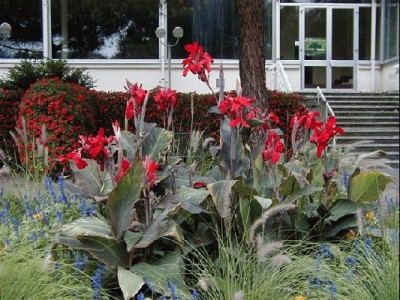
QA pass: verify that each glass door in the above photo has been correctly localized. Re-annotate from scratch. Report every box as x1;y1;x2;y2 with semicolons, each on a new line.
301;6;355;90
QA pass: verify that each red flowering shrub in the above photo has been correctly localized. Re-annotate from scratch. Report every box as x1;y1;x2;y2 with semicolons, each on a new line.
0;88;23;159
90;91;128;135
16;78;97;174
91;88;221;139
267;90;307;153
146;89;221;138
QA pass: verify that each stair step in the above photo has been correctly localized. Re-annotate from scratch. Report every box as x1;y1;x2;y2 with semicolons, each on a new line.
330;105;398;109
327;100;399;104
333;111;398;115
325;95;399;99
337;137;399;144
337;116;399;120
337;122;399;127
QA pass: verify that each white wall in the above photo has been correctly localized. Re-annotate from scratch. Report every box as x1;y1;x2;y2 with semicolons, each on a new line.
381;60;399;92
1;59;398;93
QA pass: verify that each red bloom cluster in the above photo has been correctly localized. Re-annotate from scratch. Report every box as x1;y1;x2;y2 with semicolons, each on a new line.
114;159;130;182
143;156;159;189
16;78;96;173
262;131;286;165
290;111;321;130
310;116;345;158
218;95;255;128
182;42;214;82
154;88;177;111
58;128;115;171
125;83;147;120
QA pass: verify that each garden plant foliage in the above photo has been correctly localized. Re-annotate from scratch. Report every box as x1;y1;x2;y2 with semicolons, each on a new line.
0;45;398;299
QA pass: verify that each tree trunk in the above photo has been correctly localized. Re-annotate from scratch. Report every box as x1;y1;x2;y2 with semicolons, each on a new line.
236;0;268;112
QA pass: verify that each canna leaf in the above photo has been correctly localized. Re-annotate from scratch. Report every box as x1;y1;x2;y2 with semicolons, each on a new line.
348;171;393;202
108;156;144;239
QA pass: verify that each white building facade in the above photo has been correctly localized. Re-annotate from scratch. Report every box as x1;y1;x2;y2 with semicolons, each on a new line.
0;0;398;93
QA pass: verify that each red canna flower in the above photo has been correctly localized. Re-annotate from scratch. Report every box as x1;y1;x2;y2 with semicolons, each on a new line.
218;95;255;128
291;111;321;130
143;157;159;189
154;88;177;111
125;83;147;120
114;159;130;182
310;116;345;158
58;150;88;169
262;131;285;165
193;181;207;189
182;42;214;82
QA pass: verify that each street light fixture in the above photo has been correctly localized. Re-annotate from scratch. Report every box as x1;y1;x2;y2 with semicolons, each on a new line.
0;22;11;40
155;26;183;89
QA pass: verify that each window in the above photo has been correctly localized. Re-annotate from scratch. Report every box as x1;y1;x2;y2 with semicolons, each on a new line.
359;7;381;60
280;6;299;60
0;0;43;59
384;0;399;61
50;0;159;59
169;0;240;59
168;0;273;60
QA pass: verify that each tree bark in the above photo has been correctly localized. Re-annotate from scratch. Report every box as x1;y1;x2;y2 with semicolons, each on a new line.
236;0;268;111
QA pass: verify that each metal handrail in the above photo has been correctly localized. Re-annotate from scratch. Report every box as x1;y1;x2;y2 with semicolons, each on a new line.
267;60;292;93
316;86;336;147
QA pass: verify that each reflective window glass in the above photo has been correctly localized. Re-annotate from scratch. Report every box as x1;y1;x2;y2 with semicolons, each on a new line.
50;0;159;59
384;0;399;60
0;0;43;59
280;6;299;60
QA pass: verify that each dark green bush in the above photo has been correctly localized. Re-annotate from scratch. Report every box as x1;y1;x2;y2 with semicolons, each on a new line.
0;59;95;91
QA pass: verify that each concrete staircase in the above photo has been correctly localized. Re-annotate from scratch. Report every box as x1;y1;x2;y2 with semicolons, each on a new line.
320;92;399;168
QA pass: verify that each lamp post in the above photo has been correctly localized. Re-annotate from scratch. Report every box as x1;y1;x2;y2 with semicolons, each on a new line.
155;26;183;89
0;22;11;40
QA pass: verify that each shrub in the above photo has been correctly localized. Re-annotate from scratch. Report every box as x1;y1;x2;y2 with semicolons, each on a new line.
0;59;95;91
0;59;95;168
90;90;128;136
0;88;23;161
15;78;97;174
267;89;307;154
91;89;221;138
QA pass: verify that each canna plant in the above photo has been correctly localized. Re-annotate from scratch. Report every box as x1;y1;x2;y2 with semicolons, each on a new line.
52;82;194;298
51;42;394;299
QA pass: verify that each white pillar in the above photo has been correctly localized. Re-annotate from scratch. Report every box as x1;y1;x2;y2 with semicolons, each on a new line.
370;0;377;91
42;0;51;58
159;0;167;88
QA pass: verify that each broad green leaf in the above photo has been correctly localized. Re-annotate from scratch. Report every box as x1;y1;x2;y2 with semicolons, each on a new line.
348;171;393;202
218;117;251;178
160;220;184;244
120;130;138;160
131;252;190;298
325;216;358;238
175;185;210;205
161;193;209;214
118;267;145;300
59;217;113;239
142;127;173;160
69;159;113;197
134;203;181;249
55;233;128;269
77;236;128;268
253;196;273;210
124;231;143;252
108;157;144;239
283;186;323;204
207;180;237;218
325;200;358;223
239;195;251;237
279;175;301;196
